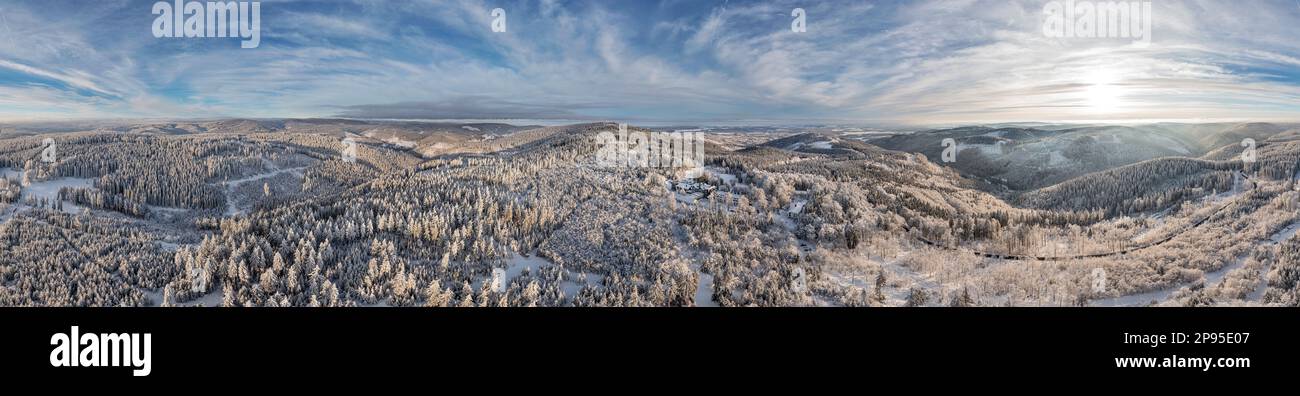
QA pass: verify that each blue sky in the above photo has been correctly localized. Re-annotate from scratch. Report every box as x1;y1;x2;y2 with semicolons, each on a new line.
0;0;1298;125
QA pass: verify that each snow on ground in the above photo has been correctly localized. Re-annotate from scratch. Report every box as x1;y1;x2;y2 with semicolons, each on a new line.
1202;172;1248;203
838;131;896;137
363;131;417;148
146;204;191;222
1;168;94;216
19;175;94;202
504;253;551;283
223;168;305;187
882;253;940;303
360;300;392;307
503;253;603;301
147;205;188;213
425;142;452;152
385;137;416;148
679;248;718;307
1270;221;1300;243
0;204;19;223
787;139;835;151
789;198;807;214
774;197;812;257
1206;256;1248;288
1092;264;1226;307
1146;134;1192;154
186;289;226;307
1241;221;1300;301
670;186;705;205
1094;253;1249;307
1247;277;1271;302
957;143;1003;157
1130;213;1170;242
1096;220;1300;306
1091;282;1180;307
807;141;833;149
774;208;795;229
0;168;21;179
221;164;308;216
706;166;737;184
821;251;928;306
1048;151;1067;166
143;287;225;307
1200;221;1300;303
694;270;718;307
775;198;807;228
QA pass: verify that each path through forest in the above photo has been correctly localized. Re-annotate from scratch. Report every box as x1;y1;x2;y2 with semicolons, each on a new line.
220;159;309;216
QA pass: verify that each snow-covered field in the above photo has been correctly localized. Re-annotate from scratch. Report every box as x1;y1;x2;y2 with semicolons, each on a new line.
957;143;1004;157
503;253;603;301
1;167;94;216
364;131;417;148
787;139;835;151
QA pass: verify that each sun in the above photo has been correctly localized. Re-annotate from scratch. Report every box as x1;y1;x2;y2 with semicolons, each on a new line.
1083;69;1125;114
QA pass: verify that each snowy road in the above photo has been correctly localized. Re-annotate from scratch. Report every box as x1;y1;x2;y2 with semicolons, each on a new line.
220;165;308;216
693;269;718;307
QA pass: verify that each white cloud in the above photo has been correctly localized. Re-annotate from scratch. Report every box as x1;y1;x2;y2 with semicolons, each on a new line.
0;0;1298;124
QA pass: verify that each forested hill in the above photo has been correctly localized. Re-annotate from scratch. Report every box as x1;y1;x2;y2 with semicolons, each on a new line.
1016;157;1239;215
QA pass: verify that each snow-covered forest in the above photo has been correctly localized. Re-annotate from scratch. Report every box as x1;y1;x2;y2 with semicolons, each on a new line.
0;120;1297;307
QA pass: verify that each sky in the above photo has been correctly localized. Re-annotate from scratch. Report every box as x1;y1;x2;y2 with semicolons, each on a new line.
0;0;1298;126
